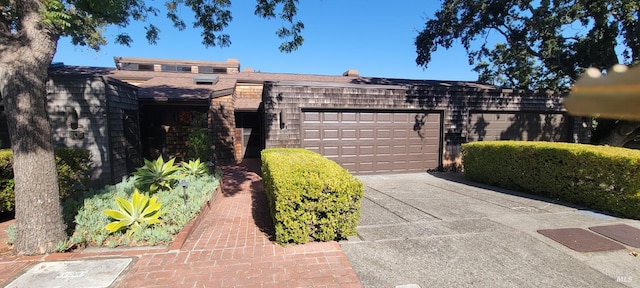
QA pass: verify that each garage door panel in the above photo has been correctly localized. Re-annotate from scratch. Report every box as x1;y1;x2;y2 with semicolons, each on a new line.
323;112;339;122
359;129;375;139
342;112;357;122
323;129;339;139
360;113;375;122
376;129;392;139
341;129;357;139
302;111;441;174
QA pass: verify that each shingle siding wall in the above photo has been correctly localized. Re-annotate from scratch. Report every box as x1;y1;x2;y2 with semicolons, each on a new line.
46;75;139;186
263;82;589;169
105;79;139;183
210;94;236;163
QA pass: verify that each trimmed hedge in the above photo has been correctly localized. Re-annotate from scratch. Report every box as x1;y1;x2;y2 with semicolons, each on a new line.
0;147;92;212
462;141;640;218
261;148;364;245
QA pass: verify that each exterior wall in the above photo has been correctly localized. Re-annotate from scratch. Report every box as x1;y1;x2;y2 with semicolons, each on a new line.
210;94;237;163
104;79;140;181
235;83;263;99
263;82;590;170
46;75;139;186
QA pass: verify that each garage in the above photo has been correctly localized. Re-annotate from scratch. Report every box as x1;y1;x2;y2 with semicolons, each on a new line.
301;110;441;174
468;112;571;142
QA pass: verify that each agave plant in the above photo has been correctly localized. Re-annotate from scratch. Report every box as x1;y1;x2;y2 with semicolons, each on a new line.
103;189;162;234
134;156;182;193
180;158;209;177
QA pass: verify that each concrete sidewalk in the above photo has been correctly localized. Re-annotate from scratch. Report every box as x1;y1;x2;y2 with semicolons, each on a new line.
341;172;640;288
0;161;362;287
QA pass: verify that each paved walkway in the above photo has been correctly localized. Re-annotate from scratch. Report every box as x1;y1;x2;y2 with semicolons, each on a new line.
0;161;362;287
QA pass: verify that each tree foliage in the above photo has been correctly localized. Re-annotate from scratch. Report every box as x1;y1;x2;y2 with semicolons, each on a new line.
2;0;304;52
415;0;640;90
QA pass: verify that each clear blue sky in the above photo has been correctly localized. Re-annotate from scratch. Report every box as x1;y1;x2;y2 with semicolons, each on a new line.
53;1;478;81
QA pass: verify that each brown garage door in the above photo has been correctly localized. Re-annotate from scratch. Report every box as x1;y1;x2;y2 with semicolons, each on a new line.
469;112;570;141
301;110;441;174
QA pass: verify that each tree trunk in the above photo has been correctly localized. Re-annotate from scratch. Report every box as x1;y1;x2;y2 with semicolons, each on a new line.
599;121;640;147
0;0;66;255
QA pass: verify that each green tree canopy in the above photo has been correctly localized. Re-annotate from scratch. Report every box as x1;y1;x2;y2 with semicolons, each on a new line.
415;0;639;90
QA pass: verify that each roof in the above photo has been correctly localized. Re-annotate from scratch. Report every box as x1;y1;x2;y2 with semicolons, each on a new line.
48;60;501;103
47;66;138;90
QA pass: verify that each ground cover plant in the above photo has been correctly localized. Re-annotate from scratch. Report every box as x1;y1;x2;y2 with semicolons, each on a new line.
5;157;220;250
67;168;220;248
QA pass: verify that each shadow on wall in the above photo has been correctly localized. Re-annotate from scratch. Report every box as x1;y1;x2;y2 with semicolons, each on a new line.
48;77;112;187
260;84;278;149
469;113;569;142
210;100;235;164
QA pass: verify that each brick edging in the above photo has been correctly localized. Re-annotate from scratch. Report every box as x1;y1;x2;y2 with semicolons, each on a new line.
168;179;223;251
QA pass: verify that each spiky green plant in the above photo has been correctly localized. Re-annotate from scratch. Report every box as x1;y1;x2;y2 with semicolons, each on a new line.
103;189;162;235
134;156;182;193
180;158;209;177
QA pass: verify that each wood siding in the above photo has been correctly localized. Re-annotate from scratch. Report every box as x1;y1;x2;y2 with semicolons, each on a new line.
263;82;590;171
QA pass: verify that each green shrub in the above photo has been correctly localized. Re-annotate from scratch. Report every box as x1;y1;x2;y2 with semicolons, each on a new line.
55;147;92;199
0;147;92;212
133;156;183;193
462;141;640;218
186;129;212;162
261;148;364;245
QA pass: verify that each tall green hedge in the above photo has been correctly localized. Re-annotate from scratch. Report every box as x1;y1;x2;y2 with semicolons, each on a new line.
462;141;640;218
0;147;92;212
261;148;364;245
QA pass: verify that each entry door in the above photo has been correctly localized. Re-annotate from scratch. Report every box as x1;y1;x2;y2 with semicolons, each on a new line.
236;112;262;159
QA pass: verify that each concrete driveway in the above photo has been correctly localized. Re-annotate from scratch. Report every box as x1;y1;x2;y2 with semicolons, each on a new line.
340;172;640;288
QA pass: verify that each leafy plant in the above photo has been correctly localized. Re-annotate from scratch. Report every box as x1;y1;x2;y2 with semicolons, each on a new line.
103;189;162;235
186;129;212;162
0;148;92;212
180;158;209;177
68;170;221;248
133;156;182;193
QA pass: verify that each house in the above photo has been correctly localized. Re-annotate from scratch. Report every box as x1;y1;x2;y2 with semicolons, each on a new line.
0;57;589;186
0;65;141;186
106;57;589;174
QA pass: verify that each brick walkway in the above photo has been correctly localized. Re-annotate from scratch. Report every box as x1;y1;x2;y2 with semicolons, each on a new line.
0;161;362;287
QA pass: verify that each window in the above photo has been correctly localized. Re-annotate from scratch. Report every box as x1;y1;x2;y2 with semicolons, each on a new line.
161;64;177;71
138;64;154;71
198;66;214;74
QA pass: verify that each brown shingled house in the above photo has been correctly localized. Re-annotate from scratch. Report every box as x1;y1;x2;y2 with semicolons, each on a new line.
0;57;588;185
106;57;589;175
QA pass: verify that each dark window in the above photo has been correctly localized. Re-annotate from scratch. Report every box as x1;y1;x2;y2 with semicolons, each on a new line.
161;64;177;71
177;66;192;72
121;63;138;71
138;64;154;71
198;66;214;74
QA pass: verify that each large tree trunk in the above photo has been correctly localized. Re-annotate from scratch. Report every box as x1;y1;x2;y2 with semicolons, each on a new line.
0;0;66;255
598;121;640;147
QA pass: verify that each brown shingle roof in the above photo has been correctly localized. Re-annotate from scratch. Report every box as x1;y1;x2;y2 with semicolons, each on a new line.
50;63;500;103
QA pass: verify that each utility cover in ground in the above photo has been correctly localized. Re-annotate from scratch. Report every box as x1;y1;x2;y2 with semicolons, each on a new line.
6;258;132;288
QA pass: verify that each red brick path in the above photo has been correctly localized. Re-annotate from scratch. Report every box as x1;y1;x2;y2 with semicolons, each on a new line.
0;161;362;287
